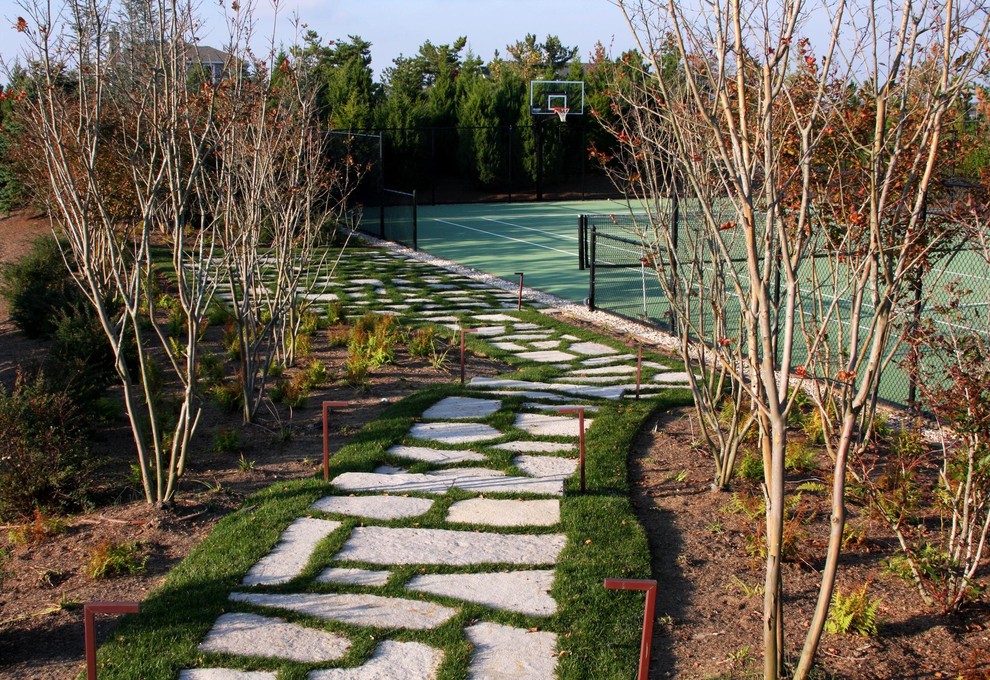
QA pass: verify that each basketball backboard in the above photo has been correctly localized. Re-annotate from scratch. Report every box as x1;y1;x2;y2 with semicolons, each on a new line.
530;80;585;118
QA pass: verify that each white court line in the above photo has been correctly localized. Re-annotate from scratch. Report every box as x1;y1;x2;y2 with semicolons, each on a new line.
480;217;580;242
430;218;576;257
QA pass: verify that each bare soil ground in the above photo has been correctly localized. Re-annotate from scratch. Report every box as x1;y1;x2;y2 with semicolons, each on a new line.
1;210;989;679
631;408;990;679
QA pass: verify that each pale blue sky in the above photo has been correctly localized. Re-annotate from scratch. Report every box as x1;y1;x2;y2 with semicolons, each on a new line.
0;0;639;78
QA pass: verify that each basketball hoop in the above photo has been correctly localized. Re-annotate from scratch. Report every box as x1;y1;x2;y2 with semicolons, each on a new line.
552;106;570;123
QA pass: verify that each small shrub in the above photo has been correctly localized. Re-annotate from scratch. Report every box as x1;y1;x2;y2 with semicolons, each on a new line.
0;234;83;338
8;509;68;546
409;325;440;358
785;441;819;472
0;372;93;521
801;409;826;445
210;379;244;414
343;353;371;389
294;332;313;359
326;300;346;325
44;306;119;408
206;300;230;326
197;352;226;388
825;584;881;636
302;359;328;389
736;451;764;483
213;428;241;453
85;540;147;579
299;309;321;335
237;454;255;472
327;325;350;348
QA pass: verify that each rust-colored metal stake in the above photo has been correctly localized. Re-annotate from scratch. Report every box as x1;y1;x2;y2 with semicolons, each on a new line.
460;328;477;385
603;578;658;680
85;602;139;680
558;407;586;493
322;401;350;481
514;272;525;311
636;343;643;400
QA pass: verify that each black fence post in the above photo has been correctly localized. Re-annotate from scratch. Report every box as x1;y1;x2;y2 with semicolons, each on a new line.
588;225;597;311
578;215;586;270
412;190;418;252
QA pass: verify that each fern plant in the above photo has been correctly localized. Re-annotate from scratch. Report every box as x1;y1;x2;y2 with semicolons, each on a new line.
825;584;881;636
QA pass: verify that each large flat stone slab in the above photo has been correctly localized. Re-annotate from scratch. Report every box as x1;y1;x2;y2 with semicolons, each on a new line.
568;341;619;356
516;351;576;363
409;422;502;444
652;371;694;383
514;413;592;437
446;498;560;527
198;612;351;663
335;527;566;566
179;671;276;680
513;455;579;479
491;342;527;352
309;640;444;679
422;396;501;420
493;441;575;453
331;471;563;496
387;444;487;465
316;567;391;587
311;495;434;520
229;592;457;630
466;622;558;679
472;313;519;322
407;570;556;616
571;365;638;375
243;518;342;586
469;377;625;400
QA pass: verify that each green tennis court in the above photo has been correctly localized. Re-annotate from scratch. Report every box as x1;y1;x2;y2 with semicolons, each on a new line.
416;200;629;303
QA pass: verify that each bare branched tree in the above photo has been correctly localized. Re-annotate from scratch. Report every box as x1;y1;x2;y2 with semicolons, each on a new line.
610;0;988;676
15;0;221;506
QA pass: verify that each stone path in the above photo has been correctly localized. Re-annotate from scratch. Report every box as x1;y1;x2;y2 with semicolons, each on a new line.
182;248;686;678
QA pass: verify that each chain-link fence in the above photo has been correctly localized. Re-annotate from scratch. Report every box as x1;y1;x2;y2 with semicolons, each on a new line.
584;212;990;408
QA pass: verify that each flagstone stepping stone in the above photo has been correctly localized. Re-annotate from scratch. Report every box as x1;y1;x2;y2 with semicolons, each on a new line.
298;292;340;301
409;422;502;444
332;470;563;496
571;365;638;375
492;342;527;352
531;340;561;349
515;350;577;363
415;315;460;323
513;455;579;478
309;640;444;679
310;494;434;520
422;396;501;420
473;313;519;322
429;469;564;495
556;375;628;384
446;498;560;527
243;518;342;586
466;622;558;679
387;445;486;464
336;527;567;566
419;309;456;316
473;325;508;336
568;341;619;356
229;592;457;630
652;371;694;383
408;570;556;617
350;278;384;286
523;403;600;412
469;377;625;400
561;334;580;341
475;390;571;402
427;283;458;290
316;567;391;587
179;671;276;680
514;323;541;330
499;333;554;342
198;612;351;663
514;413;592;437
493;441;575;453
643;360;670;370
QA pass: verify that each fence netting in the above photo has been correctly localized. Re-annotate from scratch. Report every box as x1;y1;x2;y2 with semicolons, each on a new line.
584;212;990;409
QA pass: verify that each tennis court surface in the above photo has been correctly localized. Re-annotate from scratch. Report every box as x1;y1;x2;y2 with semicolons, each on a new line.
416;200;627;303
